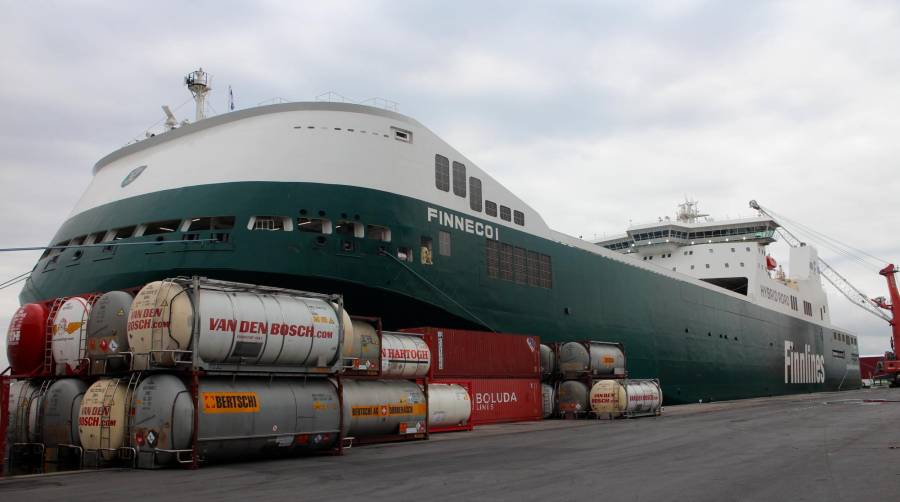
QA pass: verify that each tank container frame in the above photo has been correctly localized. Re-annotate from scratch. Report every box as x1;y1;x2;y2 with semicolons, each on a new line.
339;376;430;447
557;340;627;380
138;370;346;470
588;378;664;420
425;379;474;433
134;276;348;377
3;373;99;474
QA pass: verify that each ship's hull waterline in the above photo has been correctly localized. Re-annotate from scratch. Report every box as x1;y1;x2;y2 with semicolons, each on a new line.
21;181;860;404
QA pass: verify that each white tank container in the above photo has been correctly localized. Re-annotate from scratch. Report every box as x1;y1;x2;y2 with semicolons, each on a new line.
541;383;556;419
78;378;132;458
540;344;556;380
86;291;134;372
589;379;662;417
342;319;381;371
428;383;471;428
380;333;430;377
341;380;427;437
127;280;348;371
51;297;91;375
558;341;625;377
557;380;590;415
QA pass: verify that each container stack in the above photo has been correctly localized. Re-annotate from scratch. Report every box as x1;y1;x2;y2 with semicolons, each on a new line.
338;316;433;444
402;328;543;427
556;341;626;419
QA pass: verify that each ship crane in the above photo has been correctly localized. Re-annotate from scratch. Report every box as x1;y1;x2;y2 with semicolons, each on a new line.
750;200;900;386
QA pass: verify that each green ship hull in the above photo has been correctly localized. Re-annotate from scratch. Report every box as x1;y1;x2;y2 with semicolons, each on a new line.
20;181;860;404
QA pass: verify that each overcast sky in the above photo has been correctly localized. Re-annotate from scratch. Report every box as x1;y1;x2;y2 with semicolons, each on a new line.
2;0;899;370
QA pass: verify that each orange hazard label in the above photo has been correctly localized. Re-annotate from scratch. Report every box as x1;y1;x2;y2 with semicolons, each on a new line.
602;356;615;364
202;392;260;414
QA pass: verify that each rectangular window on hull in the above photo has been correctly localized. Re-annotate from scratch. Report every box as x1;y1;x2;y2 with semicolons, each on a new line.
421;236;433;265
485;200;498;217
452;161;467;197
439;230;451;256
469;177;482;212
248;216;292;231
485;239;552;289
298;218;333;234
499;243;514;281
143;219;183;236
107;226;136;241
514;210;525;226
366;224;391;242
435;155;450;191
513;247;527;284
486;239;499;278
186;216;234;232
500;206;511;222
335;220;364;238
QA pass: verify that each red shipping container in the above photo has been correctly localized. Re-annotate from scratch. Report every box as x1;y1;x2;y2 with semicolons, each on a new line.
435;378;542;425
859;355;883;379
400;327;541;379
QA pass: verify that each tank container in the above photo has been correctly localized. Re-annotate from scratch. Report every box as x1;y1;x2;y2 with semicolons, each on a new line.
6;303;48;375
341;380;426;437
131;374;341;468
127;280;348;371
541;383;556;419
427;383;471;428
540;344;555;380
381;333;430;377
590;379;662;417
558;341;625;377
78;378;132;458
86;291;133;372
40;378;88;446
342;319;380;371
557;380;590;415
51;297;91;374
7;380;40;443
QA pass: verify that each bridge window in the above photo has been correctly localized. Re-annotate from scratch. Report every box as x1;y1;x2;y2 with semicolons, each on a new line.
298;217;333;234
435;155;450;191
469;177;482;211
452;161;467;197
500;206;511;222
106;226;136;241
514;210;525;226
485;201;498;217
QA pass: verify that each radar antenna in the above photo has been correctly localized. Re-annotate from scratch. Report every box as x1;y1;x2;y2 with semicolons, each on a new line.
184;68;211;121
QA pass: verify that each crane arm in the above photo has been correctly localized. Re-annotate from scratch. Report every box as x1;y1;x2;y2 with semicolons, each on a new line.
751;200;893;324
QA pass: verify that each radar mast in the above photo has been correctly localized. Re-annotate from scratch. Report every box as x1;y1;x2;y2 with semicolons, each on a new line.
185;68;211;121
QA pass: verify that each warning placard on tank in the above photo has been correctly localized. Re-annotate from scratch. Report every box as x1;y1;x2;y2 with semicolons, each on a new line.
202;392;260;413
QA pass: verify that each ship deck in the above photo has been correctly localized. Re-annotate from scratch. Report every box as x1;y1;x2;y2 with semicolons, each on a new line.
2;387;899;501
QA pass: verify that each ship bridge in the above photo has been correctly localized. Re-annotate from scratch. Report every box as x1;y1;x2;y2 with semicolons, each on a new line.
595;216;779;255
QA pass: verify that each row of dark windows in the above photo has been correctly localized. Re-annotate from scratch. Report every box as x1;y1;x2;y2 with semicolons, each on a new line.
485;240;552;288
631;225;772;242
833;331;857;346
435;154;525;226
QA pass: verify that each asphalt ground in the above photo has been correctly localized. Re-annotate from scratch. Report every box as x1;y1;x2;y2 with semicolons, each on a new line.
2;387;898;501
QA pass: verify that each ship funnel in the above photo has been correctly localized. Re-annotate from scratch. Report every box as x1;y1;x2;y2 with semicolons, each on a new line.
185;68;211;122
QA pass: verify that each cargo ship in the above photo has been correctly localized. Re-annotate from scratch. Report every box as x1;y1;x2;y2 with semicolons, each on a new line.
14;71;860;404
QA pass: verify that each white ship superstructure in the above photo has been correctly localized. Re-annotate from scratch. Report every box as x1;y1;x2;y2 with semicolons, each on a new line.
595;201;847;335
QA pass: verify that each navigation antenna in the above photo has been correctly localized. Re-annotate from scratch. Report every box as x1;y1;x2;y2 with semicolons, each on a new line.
676;198;710;223
185;68;211;121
